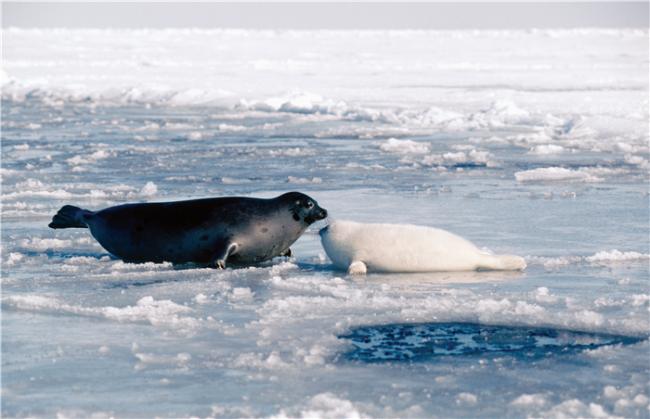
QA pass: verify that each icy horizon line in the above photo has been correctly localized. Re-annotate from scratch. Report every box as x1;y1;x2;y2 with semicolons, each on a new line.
2;26;648;32
3;2;648;30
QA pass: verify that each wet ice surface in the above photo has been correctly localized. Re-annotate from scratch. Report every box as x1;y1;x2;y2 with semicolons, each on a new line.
2;29;649;417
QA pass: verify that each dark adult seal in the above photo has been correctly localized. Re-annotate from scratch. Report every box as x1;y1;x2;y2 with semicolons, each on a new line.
48;192;327;268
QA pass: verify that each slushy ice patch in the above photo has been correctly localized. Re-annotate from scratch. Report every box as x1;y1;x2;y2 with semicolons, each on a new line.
339;322;644;362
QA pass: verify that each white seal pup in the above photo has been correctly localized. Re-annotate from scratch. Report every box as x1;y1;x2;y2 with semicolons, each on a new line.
319;220;526;274
49;192;327;268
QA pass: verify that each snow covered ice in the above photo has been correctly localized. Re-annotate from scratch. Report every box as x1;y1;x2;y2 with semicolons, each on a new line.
2;28;649;417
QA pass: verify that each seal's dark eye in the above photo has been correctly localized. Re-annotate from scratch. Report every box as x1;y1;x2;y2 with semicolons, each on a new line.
306;201;314;209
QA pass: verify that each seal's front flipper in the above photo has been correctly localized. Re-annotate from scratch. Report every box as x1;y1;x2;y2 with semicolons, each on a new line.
49;205;93;229
348;260;367;275
280;248;292;258
213;242;238;269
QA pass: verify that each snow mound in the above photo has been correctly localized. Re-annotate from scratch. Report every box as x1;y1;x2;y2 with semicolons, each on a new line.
515;167;604;183
379;138;430;155
529;144;566;155
586;250;650;263
3;295;202;334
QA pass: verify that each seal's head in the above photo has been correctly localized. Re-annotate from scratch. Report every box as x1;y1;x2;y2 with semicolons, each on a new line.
279;191;328;225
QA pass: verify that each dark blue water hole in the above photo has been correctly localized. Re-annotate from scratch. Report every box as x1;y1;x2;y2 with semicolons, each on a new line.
339;322;644;362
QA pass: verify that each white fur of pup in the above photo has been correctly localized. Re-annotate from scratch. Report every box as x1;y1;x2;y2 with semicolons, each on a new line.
319;220;526;274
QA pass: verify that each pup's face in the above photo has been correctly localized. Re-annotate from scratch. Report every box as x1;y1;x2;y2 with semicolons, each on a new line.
319;225;329;237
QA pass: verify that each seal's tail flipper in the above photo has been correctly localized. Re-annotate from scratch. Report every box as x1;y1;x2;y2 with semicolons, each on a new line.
478;254;527;271
48;205;93;229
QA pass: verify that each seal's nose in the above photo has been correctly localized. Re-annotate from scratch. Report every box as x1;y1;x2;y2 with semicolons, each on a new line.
319;208;328;219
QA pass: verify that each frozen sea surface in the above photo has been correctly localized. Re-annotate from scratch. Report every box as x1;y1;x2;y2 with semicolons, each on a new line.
2;28;649;417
